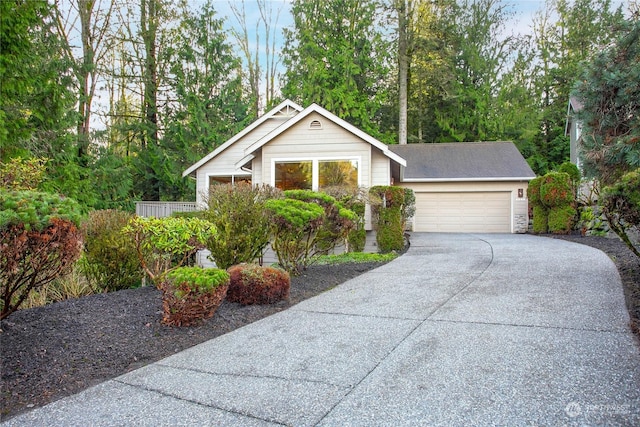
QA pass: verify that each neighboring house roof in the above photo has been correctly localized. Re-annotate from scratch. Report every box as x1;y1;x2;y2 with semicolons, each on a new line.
565;95;584;136
239;103;407;167
389;142;535;182
182;99;304;177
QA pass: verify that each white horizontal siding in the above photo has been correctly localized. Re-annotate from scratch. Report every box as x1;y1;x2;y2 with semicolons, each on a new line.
195;118;287;204
261;112;372;187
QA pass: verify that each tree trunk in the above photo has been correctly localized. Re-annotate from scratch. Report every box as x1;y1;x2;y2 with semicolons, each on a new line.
398;0;408;145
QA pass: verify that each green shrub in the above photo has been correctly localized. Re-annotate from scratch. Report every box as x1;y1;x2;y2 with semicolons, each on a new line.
347;201;366;252
540;172;573;208
81;210;142;292
401;188;416;230
1;190;84;319
370;186;406;252
532;205;548;234
601;169;640;257
123;216;215;283
284;189;357;255
548;206;577;234
227;263;290;305
165;267;230;296
527;176;543;205
320;186;367;253
203;183;279;269
0;190;83;230
0;157;46;190
558;162;581;195
264;198;325;274
161;266;230;326
579;206;608;236
377;207;404;253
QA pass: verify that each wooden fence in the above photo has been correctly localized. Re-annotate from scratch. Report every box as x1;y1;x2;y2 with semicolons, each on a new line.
135;201;198;218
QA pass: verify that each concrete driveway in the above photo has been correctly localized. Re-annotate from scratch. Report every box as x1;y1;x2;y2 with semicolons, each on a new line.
3;233;639;426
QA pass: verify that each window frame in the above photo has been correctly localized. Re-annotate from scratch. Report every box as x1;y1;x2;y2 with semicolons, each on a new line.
271;156;361;191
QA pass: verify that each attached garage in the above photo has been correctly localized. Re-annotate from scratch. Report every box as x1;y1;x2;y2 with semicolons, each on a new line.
390;143;536;234
414;191;511;233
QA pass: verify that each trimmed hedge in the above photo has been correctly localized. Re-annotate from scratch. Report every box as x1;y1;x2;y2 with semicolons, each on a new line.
532;205;549;234
548;206;577;234
370;186;407;252
540;172;573;207
529;172;576;234
227;264;290;305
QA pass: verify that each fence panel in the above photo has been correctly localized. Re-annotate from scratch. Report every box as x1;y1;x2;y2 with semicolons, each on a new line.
135;201;198;218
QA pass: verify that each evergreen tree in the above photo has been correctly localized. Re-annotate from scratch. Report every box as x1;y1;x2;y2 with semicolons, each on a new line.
572;18;640;185
282;0;391;140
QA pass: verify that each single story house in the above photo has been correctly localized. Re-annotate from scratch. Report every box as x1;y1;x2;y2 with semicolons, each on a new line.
183;100;535;233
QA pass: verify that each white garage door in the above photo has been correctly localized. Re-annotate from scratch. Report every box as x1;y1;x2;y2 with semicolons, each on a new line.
414;192;511;233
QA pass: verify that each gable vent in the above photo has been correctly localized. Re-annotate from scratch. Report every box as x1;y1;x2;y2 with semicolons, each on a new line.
309;120;323;129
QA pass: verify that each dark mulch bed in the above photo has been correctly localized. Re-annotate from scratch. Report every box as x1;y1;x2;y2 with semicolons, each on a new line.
0;262;382;421
1;236;638;421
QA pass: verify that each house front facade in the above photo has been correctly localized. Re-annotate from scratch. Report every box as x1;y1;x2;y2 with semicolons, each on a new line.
184;100;535;234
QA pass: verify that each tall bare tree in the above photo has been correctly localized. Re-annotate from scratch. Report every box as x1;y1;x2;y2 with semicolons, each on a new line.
53;0;116;158
229;0;283;117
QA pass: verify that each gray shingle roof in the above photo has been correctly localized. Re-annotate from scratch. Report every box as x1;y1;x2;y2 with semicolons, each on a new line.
389;142;536;181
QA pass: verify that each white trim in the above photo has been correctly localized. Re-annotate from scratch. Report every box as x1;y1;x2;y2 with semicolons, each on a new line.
401;177;535;183
235;154;255;169
182;99;304;177
205;172;251;196
271;156;362;192
245;103;407;167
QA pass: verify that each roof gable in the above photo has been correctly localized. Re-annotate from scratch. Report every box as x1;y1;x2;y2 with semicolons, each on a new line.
182;99;304;177
242;103;407;166
389;142;535;181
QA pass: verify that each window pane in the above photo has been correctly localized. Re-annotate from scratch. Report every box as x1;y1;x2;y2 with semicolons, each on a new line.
319;160;358;190
275;161;312;190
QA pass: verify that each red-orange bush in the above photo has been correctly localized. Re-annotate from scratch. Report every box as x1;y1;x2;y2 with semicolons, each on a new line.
1;218;82;319
227;264;290;305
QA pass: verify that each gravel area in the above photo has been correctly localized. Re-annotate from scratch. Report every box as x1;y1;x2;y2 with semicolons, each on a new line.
1;235;638;422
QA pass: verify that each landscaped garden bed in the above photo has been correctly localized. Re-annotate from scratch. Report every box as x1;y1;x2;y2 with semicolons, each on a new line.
0;261;385;420
0;235;637;421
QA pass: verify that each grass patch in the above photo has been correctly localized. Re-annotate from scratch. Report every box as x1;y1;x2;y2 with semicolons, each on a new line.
315;252;397;265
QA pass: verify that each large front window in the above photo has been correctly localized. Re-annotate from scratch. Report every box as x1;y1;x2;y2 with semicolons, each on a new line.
319;160;358;191
274;159;359;191
275;161;312;190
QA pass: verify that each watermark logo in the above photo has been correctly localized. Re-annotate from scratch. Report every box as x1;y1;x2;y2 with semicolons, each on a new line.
565;401;632;419
565;401;582;418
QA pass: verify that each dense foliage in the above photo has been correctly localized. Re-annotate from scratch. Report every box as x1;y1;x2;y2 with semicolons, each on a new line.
203;183;280;269
0;190;83;230
0;190;84;319
282;0;390;141
81;210;142;292
123;216;214;283
265;192;356;274
573;19;640;185
529;172;576;234
370;186;411;252
2;0;635;211
601;169;640;258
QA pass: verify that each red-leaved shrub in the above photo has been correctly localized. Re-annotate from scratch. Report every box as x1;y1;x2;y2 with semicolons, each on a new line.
227;264;290;305
1;218;82;319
